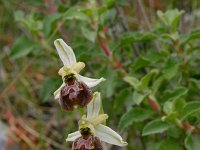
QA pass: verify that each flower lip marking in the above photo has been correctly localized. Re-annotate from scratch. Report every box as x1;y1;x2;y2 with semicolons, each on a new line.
73;128;103;150
59;75;93;111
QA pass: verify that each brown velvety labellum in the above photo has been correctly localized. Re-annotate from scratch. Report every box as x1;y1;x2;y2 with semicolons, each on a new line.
59;76;93;111
73;135;103;150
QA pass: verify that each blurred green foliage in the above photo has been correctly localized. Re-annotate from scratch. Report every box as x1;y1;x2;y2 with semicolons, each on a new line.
1;0;200;150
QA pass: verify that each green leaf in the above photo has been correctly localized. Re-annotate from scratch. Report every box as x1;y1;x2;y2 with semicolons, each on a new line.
100;70;118;97
157;9;184;31
14;10;24;21
146;141;161;150
158;139;183;150
161;32;179;42
124;76;140;89
142;119;170;136
144;51;166;64
98;0;116;15
181;29;200;44
133;91;148;105
157;10;169;26
171;10;184;31
163;58;180;80
40;77;59;102
27;0;43;5
140;69;158;87
63;7;89;21
163;101;174;115
10;36;37;59
114;88;130;109
124;75;151;92
131;56;150;72
44;13;62;37
119;108;154;131
185;134;200;150
152;76;164;94
120;32;156;46
167;87;188;101
139;33;156;41
167;125;183;139
174;99;186;115
181;101;200;119
81;26;97;43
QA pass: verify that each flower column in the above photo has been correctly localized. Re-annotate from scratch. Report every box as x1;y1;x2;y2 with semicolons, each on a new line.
54;39;127;149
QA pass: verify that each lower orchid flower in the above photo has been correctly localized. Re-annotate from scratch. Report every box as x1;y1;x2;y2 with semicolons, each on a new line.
53;39;105;110
66;92;128;149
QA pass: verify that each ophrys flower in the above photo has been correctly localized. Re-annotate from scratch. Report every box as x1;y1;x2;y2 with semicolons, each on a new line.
66;92;128;147
54;39;105;110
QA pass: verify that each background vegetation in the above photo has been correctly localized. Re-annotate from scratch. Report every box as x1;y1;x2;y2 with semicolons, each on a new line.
0;0;200;149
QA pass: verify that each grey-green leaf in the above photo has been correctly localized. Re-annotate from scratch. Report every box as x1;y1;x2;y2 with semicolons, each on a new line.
163;59;180;80
163;101;174;115
181;101;200;119
140;69;158;87
167;87;188;101
133;91;148;105
114;88;130;109
10;36;37;59
63;7;89;21
40;77;59;102
158;139;183;150
185;134;200;150
142;119;170;136
119;108;154;131
81;26;97;43
124;76;140;89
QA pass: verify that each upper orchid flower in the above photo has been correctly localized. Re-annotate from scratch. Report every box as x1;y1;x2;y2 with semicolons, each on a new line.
53;39;105;101
66;92;128;148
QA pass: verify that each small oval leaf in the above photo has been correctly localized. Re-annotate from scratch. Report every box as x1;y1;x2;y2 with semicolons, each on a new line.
119;108;154;131
181;101;200;119
142;119;170;136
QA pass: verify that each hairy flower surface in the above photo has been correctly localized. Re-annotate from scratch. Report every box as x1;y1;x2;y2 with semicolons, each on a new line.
73;134;103;150
66;92;128;147
53;39;105;102
59;74;93;111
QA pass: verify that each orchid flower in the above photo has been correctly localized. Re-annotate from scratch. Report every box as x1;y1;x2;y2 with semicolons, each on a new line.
53;39;105;100
66;92;128;147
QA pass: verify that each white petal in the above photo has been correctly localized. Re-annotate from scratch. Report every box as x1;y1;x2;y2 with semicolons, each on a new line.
77;74;105;88
66;131;81;142
95;124;128;146
87;92;101;119
53;82;65;99
54;39;76;66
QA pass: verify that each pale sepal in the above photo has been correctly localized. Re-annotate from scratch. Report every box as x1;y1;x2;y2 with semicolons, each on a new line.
66;131;81;142
77;74;105;88
54;39;76;67
87;92;101;119
95;124;128;147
